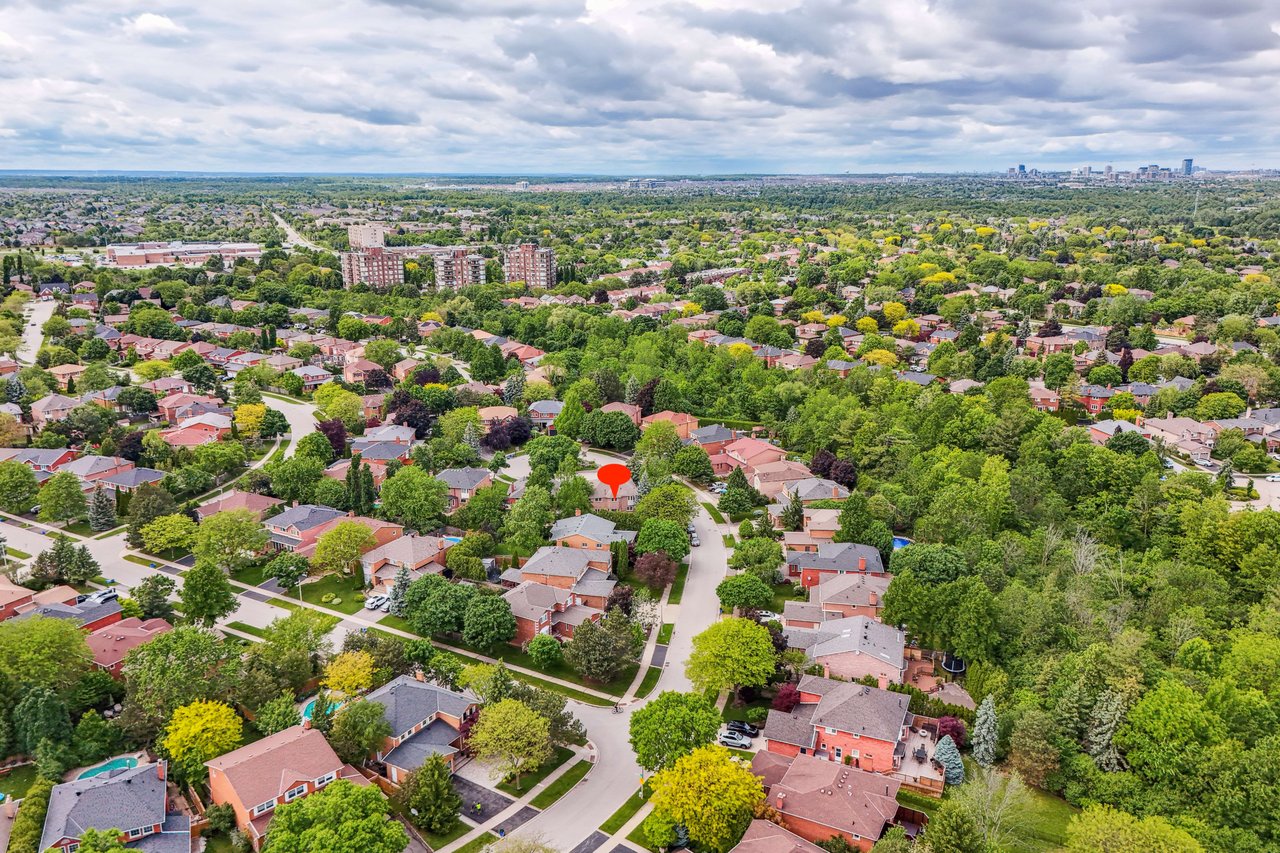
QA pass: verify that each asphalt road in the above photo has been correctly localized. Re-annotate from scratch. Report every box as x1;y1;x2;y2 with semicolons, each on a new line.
17;298;54;364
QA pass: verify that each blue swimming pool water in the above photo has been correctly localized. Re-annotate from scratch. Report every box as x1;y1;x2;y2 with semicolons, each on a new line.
302;697;345;721
77;756;138;780
443;536;463;543
892;536;912;550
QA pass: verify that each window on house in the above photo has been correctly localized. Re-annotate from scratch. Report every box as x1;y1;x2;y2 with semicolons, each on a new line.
316;772;337;787
825;727;836;734
253;800;275;816
285;784;307;802
835;747;842;759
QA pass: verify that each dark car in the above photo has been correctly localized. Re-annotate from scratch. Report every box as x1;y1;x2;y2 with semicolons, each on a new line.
726;720;759;738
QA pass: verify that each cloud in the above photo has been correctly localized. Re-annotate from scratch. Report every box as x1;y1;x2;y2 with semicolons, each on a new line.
120;12;189;43
0;0;1275;171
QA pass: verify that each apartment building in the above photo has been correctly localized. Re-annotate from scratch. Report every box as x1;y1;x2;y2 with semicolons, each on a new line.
339;247;405;288
433;248;487;288
347;223;386;248
503;243;556;289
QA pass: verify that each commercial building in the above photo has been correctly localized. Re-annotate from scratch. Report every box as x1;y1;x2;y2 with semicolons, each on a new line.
104;241;262;268
433;248;487;288
503;243;556;289
339;247;404;288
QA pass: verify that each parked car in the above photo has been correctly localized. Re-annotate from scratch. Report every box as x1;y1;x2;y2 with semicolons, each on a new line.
1266;474;1280;482
718;731;753;749
364;595;388;610
754;610;780;623
691;535;701;547
726;721;759;738
380;598;393;612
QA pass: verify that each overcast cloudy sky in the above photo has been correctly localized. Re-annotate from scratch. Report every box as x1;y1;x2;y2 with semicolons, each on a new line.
1;0;1278;173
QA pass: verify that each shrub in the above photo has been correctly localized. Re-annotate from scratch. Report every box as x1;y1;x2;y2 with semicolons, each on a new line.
745;707;768;724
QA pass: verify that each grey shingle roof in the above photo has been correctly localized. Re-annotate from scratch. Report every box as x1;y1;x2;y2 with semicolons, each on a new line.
549;513;635;545
802;675;910;743
100;467;166;489
383;720;462;771
436;467;491;490
363;676;474;736
40;762;172;851
522;546;593;578
786;542;883;574
785;615;905;668
267;504;345;532
14;598;122;627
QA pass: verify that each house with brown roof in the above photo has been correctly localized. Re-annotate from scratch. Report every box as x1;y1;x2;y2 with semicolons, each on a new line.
295;515;403;559
502;581;604;646
723;436;789;476
478;405;519;433
436;467;493;511
782;573;891;627
751;753;910;851
601;401;642;426
48;363;87;390
731;820;825;853
195;490;284;521
750;460;816;500
206;726;371;850
342;358;380;385
590;476;638;512
641;410;699;440
86;617;172;675
360;534;454;592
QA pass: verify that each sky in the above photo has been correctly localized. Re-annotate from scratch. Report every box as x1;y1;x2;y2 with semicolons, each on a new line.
1;0;1279;174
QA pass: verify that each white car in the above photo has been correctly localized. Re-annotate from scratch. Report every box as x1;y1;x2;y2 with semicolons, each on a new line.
364;595;388;610
1266;474;1280;482
755;610;781;623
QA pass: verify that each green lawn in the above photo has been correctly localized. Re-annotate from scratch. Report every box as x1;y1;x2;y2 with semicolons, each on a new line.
497;746;574;796
530;759;592;809
288;574;368;614
626;820;659;852
633;666;663;699
454;832;496;853
125;554;173;570
63;521;93;537
450;637;637;698
418;820;471;849
5;546;31;559
701;502;725;524
600;788;647;835
379;613;415;633
667;562;690;605
656;623;673;645
202;834;235;853
232;562;272;588
770;580;805;613
722;695;771;724
226;621;267;638
0;763;39;801
722;534;736;548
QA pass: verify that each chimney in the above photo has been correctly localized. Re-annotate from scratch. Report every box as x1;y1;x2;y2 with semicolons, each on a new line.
157;762;166;782
858;556;866;571
414;669;425;682
575;508;581;516
775;793;786;809
869;591;878;606
832;485;838;497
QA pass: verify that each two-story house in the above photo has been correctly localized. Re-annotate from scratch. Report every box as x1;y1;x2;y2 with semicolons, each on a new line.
782;573;891;627
263;504;348;552
436;467;493;511
30;393;78;429
364;675;478;782
783;615;906;687
206;726;370;850
549;512;636;570
527;400;563;432
40;761;190;853
590;477;638;512
641;410;699;440
360;534;454;592
786;542;886;587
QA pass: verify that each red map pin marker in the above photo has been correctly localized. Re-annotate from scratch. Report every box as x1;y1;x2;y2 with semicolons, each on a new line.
597;463;633;498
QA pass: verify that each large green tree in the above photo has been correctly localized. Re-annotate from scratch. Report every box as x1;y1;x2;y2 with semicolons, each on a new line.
685;618;776;696
629;691;722;772
261;780;408;853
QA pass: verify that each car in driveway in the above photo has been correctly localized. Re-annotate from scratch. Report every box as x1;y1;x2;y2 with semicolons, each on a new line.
754;610;781;623
364;594;388;610
1266;474;1280;482
726;720;759;738
718;730;753;749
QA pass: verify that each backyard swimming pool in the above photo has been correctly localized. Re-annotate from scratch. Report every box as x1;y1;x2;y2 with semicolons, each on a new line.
77;755;138;780
302;697;345;721
892;536;912;550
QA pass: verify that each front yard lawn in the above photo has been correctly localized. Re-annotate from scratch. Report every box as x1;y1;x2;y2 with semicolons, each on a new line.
418;820;470;849
634;666;662;699
722;694;771;724
232;561;272;588
455;832;496;853
701;502;725;524
287;574;368;614
600;788;647;835
496;746;574;796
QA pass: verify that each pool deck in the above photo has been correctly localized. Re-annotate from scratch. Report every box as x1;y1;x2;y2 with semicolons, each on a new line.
65;752;147;782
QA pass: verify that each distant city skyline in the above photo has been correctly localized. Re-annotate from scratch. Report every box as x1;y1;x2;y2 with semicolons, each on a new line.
2;0;1278;173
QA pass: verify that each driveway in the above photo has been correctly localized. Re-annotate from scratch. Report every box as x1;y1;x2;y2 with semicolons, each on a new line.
451;775;513;823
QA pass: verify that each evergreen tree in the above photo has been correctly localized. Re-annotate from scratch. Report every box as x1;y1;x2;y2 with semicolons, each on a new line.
395;754;462;834
924;800;984;853
462;422;481;450
934;734;965;785
66;545;100;585
360;464;375;515
88;485;117;532
503;372;524;406
1085;690;1127;772
6;374;25;403
624;375;640;405
126;482;178;549
781;493;804;531
345;455;364;513
389;566;410;617
973;695;998;768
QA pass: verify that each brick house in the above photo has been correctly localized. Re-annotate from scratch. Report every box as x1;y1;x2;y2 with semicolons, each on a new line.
85;617;173;676
436;467;493;511
207;727;370;850
1029;387;1060;412
590;476;638;512
478;405;519;433
731;820;825;853
1077;384;1115;415
549;512;635;570
750;753;906;851
57;455;135;483
783;615;907;687
0;575;77;622
365;675;478;782
360;534;454;592
30;393;78;428
39;761;190;853
782;573;891;627
600;401;642;426
342;358;380;384
295;515;403;559
528;400;564;432
641;410;699;440
722;436;788;476
786;542;886;587
763;676;945;796
195;490;284;521
263;504;348;552
502;581;605;646
291;365;332;392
